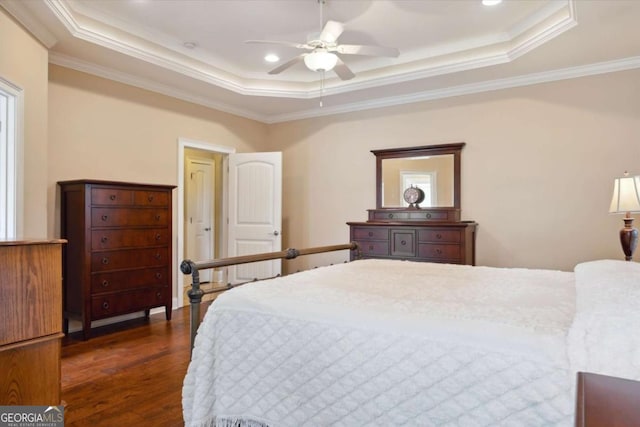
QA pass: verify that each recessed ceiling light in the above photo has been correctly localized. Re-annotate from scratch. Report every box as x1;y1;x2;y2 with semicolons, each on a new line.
264;54;279;63
482;0;502;5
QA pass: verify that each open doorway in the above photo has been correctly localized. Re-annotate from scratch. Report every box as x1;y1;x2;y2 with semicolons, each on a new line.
177;138;235;307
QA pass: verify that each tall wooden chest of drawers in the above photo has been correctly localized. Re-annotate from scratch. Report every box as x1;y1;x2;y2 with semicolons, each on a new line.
0;239;65;405
59;180;175;339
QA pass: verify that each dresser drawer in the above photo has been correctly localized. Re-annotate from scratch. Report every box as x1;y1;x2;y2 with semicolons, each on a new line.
391;229;416;257
91;267;168;294
369;210;450;221
418;243;461;260
418;229;461;243
92;207;168;227
91;287;169;320
407;211;450;221
92;228;169;250
91;247;169;271
134;190;170;207
352;227;389;240
92;188;134;205
357;241;389;256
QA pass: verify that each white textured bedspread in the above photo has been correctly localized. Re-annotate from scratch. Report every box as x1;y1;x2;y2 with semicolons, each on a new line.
183;259;576;427
568;259;640;380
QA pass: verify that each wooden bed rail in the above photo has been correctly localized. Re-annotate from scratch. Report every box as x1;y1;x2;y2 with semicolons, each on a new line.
180;242;358;353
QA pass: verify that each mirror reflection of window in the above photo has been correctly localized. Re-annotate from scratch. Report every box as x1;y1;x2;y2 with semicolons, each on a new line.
381;154;454;207
401;172;437;207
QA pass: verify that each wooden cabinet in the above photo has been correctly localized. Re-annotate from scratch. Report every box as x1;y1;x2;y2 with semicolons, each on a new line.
353;143;476;265
348;221;476;265
576;372;640;426
59;180;175;339
0;239;65;405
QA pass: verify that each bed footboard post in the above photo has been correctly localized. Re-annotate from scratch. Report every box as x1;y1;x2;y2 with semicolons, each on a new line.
181;259;204;356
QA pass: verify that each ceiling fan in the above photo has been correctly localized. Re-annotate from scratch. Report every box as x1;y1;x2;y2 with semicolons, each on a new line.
246;8;399;81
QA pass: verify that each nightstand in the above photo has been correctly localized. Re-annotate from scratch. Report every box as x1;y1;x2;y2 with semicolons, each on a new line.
576;372;640;426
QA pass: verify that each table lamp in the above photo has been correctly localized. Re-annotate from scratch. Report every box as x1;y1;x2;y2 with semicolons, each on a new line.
609;172;640;261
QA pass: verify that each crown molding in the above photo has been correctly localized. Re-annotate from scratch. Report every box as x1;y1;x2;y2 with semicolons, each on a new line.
48;52;271;123
267;56;640;124
43;0;263;96
50;51;640;124
507;0;577;61
0;0;58;48
42;0;577;100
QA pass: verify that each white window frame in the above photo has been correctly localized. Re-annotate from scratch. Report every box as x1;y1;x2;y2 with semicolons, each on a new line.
0;77;24;239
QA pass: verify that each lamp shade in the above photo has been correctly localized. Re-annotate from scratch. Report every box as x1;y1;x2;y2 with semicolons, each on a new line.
304;50;338;72
609;175;640;213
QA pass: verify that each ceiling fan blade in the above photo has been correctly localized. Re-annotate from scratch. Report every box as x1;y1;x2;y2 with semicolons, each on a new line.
333;57;355;81
319;20;344;43
245;40;308;49
336;44;400;57
268;54;306;75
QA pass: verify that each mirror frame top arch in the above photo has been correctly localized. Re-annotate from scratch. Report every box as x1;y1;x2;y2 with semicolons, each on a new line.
372;142;465;218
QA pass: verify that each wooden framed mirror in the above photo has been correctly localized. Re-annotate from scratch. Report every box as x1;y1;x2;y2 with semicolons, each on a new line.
371;142;464;222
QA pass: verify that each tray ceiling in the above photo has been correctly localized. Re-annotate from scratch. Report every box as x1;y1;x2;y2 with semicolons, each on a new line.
2;0;640;123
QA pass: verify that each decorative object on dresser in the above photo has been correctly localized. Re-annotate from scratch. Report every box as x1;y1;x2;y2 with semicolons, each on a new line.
348;143;477;264
575;372;640;426
609;172;640;261
58;180;176;340
0;239;66;405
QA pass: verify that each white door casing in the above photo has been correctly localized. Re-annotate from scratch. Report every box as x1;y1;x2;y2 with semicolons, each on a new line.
186;157;214;283
177;137;236;309
227;152;282;283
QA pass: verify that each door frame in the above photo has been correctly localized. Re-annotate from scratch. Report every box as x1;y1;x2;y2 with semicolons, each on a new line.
185;155;215;283
176;137;235;308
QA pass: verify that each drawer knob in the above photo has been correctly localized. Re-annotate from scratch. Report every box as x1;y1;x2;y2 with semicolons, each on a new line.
148;195;154;202
436;248;442;254
368;231;373;237
101;215;108;221
401;240;406;246
102;301;110;310
156;292;162;299
388;213;394;219
426;213;432;219
101;236;108;243
102;280;109;288
101;257;109;265
154;253;161;260
436;233;442;239
155;233;161;240
155;272;162;279
109;194;116;201
155;214;161;221
368;245;374;251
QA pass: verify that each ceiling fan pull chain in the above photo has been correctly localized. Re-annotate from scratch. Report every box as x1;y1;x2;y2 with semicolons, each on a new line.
320;71;325;107
319;0;325;32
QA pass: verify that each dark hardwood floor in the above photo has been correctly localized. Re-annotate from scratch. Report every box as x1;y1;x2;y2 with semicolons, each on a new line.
61;303;209;426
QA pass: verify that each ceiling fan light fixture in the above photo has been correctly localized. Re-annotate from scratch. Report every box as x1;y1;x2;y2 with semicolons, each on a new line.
304;50;338;72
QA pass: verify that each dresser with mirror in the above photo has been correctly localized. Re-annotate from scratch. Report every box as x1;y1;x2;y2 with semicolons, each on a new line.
348;142;477;265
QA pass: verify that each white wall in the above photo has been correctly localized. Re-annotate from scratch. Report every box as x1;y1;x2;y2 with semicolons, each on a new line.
47;65;267;301
0;9;49;238
6;5;639;274
268;69;640;271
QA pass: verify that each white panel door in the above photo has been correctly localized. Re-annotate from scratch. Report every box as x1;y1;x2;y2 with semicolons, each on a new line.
228;152;282;283
186;158;214;282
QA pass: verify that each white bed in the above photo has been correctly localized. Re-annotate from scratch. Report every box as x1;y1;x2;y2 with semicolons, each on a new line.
182;258;640;427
